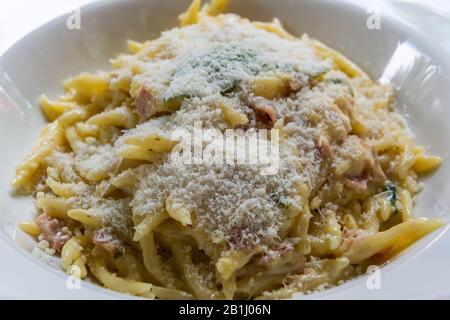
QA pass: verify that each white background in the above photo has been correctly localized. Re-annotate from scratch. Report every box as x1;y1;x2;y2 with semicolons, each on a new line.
0;0;450;56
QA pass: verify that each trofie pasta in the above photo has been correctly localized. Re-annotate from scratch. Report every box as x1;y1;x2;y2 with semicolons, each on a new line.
14;0;444;299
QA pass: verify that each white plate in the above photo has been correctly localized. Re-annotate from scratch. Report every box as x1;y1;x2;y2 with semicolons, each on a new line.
1;0;449;299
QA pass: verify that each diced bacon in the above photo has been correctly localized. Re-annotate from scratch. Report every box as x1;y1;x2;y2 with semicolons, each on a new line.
253;105;276;128
344;161;371;193
93;228;122;256
339;229;368;252
344;145;387;193
315;136;332;159
136;87;156;121
258;243;294;265
288;79;303;92
36;214;71;251
288;76;307;92
344;173;369;193
226;224;255;250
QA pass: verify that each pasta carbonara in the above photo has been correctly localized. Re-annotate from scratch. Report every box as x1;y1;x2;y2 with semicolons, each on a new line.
14;0;444;299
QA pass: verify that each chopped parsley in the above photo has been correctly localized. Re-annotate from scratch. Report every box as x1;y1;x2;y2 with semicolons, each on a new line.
327;78;343;84
220;79;241;96
278;201;290;209
165;43;287;100
385;181;398;215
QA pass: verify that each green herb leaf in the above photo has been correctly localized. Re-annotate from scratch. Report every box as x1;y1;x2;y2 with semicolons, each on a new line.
386;181;398;215
278;201;289;209
327;78;343;84
220;79;241;96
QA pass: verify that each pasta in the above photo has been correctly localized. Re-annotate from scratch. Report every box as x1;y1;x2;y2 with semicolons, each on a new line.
13;0;444;300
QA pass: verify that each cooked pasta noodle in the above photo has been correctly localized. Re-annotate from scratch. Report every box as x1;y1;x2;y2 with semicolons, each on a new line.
13;0;444;299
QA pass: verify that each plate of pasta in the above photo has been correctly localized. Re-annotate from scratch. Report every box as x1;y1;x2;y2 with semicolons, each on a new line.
1;0;450;300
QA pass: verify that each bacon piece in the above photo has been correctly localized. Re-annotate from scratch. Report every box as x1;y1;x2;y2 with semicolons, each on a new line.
226;224;259;251
344;165;370;193
288;76;307;93
288;79;303;92
135;87;156;121
253;105;276;128
258;243;294;265
92;228;122;256
315;136;332;159
36;214;71;251
343;143;387;193
339;229;368;253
